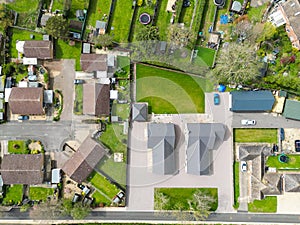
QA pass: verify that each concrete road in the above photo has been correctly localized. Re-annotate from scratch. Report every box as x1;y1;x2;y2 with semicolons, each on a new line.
0;121;73;151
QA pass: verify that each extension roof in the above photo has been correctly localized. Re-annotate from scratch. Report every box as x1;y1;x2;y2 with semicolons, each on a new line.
80;54;107;72
23;40;53;59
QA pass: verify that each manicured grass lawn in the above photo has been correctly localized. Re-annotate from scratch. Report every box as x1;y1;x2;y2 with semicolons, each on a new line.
136;64;206;113
156;0;172;40
73;84;83;115
91;190;111;206
110;0;134;42
98;156;126;188
69;0;89;17
234;129;277;143
3;185;23;205
155;188;218;211
195;47;216;67
111;103;130;120
52;0;64;11
87;171;120;199
115;56;130;78
29;187;54;201
9;28;43;58
99;123;127;154
233;161;240;209
248;196;277;213
8;140;29;154
56;39;81;71
267;155;300;170
6;0;38;12
180;0;195;27
86;0;111;28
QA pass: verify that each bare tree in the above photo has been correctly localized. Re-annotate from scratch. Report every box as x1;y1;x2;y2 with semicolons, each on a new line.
211;42;262;84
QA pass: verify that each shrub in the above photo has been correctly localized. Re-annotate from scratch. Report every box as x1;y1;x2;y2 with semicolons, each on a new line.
43;73;49;83
137;0;143;6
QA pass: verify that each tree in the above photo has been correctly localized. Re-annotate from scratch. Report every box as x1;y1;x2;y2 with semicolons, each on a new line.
168;24;195;47
256;22;277;43
70;203;90;220
211;42;262;84
45;15;69;39
187;190;216;221
136;25;159;41
94;34;113;50
0;4;13;29
154;190;169;210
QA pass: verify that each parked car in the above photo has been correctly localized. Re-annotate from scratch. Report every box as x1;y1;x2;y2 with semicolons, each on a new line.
74;79;84;84
18;115;29;120
214;93;220;105
113;191;125;204
241;161;247;172
241;119;256;126
295;140;300;152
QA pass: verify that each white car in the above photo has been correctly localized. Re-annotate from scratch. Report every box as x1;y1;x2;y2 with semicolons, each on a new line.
241;119;256;126
241;161;247;172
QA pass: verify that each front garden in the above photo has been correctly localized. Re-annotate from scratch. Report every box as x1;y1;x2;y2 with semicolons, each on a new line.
8;140;44;154
136;64;210;114
2;184;23;206
233;128;278;143
73;84;83;115
248;196;277;213
29;187;54;202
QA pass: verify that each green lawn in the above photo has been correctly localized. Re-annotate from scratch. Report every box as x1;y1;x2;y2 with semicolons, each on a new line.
99;123;127;154
69;0;89;17
87;171;120;199
111;103;130;120
115;56;130;78
9;28;43;58
97;156;126;188
136;64;207;113
29;187;54;201
247;3;268;23
156;0;172;40
52;0;64;11
110;0;134;42
56;39;81;71
3;185;23;205
234;129;278;143
179;0;195;27
8;140;29;154
233;162;240;209
86;0;111;28
195;47;216;67
91;190;111;206
267;155;300;170
248;196;277;213
132;5;155;41
155;188;218;211
74;84;83;115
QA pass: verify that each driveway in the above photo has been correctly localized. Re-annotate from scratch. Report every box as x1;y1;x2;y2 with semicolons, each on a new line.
238;167;249;212
127;111;234;212
44;59;75;121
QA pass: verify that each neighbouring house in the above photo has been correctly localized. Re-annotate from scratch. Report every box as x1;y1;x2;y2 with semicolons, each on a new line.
80;54;116;76
62;137;107;183
22;41;53;59
131;103;148;122
239;145;283;201
83;83;110;116
283;99;300;120
8;87;44;115
148;123;177;175
186;123;226;176
230;91;275;112
0;154;44;184
268;0;300;49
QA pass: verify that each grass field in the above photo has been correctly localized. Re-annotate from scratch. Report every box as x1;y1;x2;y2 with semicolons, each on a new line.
73;84;83;115
247;3;268;23
91;190;111;206
267;155;300;170
98;156;126;188
56;39;81;71
136;64;207;114
29;187;54;201
86;0;111;29
248;196;277;213
234;129;277;143
3;185;23;205
110;0;134;42
155;188;218;211
99;124;127;154
233;162;240;209
8;140;29;154
52;0;64;11
195;47;216;67
87;171;120;199
9;28;43;58
111;103;130;120
155;0;172;40
115;56;130;78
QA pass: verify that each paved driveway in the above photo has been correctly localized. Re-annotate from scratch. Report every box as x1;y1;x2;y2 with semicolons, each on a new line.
127;110;234;212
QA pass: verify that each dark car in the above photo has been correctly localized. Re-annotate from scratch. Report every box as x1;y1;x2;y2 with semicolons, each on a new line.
18;115;29;120
295;140;300;152
280;128;285;141
74;79;84;84
183;0;191;7
214;93;220;105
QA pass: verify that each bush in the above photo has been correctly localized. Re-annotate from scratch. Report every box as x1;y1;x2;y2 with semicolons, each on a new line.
43;73;49;83
137;0;143;6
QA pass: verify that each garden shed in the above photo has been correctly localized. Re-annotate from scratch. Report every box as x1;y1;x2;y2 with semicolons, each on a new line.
283;99;300;121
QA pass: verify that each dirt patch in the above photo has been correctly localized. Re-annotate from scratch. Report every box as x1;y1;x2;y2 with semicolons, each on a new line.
281;128;300;153
28;141;42;152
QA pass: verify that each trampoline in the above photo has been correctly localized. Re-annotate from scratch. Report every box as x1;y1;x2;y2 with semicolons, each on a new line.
278;153;288;163
139;13;151;25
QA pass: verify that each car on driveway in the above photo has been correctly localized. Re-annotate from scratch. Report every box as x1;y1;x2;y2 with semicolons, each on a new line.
241;119;256;126
295;140;300;152
214;93;220;105
18;115;29;120
74;79;84;84
241;161;247;172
